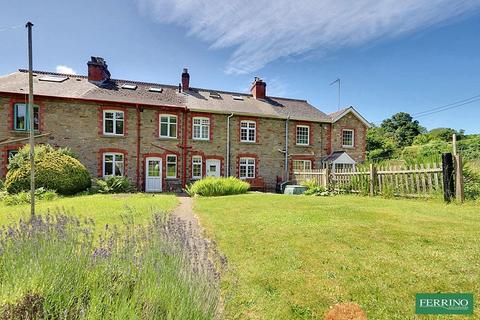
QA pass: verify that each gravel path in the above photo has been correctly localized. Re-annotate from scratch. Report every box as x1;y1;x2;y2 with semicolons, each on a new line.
171;194;226;318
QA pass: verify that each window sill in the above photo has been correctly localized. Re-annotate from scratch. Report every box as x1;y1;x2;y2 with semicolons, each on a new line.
10;130;41;134
165;177;179;180
158;137;178;141
295;144;311;147
239;141;257;144
342;145;354;149
101;134;126;139
192;138;211;142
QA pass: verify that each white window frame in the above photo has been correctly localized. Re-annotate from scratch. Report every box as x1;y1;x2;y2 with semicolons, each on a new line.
192;117;210;141
296;125;310;146
342;129;355;148
166;154;177;179
159;114;178;138
240;120;256;143
239;157;255;179
103;110;125;136
293;160;312;172
192;156;203;179
102;153;124;178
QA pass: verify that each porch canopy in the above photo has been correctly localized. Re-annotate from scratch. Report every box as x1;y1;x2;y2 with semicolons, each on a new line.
321;151;356;172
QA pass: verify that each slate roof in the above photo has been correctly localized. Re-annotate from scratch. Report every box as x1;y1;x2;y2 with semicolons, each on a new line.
0;70;185;107
321;151;347;162
327;108;349;121
0;70;350;123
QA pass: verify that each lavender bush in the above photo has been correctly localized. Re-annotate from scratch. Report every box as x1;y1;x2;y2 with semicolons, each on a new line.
0;213;220;319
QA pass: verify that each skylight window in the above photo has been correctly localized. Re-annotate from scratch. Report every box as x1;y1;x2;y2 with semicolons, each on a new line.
209;91;221;99
121;84;137;90
38;75;68;83
232;95;244;101
149;87;163;93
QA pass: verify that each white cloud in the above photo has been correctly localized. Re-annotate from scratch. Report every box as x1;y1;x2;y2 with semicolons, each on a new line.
137;0;480;74
56;65;76;75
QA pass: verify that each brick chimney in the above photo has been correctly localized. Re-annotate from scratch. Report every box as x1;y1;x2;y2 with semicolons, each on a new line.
87;57;111;85
181;68;190;92
251;77;266;99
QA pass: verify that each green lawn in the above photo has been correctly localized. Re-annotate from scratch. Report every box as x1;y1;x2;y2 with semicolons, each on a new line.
0;193;178;232
195;194;480;319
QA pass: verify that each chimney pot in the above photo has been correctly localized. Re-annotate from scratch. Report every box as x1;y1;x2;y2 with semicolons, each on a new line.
181;67;190;92
251;77;266;99
87;56;110;85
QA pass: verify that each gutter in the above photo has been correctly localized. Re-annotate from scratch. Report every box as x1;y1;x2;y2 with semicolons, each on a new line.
226;113;234;176
284;116;289;181
135;104;141;190
182;106;188;188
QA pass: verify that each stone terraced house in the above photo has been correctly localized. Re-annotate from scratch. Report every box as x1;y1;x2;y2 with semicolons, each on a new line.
0;57;370;192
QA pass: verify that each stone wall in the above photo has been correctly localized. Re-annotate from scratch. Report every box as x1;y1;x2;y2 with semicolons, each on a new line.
1;95;367;191
331;112;368;162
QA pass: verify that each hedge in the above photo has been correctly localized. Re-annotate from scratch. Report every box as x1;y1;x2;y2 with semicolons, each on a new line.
5;145;91;195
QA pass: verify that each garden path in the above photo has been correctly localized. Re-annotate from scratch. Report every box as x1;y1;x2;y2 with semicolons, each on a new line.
171;193;225;319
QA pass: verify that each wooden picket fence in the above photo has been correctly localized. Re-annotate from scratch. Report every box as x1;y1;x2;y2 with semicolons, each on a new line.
291;162;443;197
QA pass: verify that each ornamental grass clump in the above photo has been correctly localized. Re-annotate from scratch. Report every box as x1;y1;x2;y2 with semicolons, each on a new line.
0;213;220;319
186;177;250;197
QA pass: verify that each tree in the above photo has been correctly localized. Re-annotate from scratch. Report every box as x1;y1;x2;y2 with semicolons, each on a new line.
428;128;465;142
366;126;396;161
380;112;425;148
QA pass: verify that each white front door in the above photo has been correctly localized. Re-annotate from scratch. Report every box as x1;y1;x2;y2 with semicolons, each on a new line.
206;159;221;177
145;157;162;192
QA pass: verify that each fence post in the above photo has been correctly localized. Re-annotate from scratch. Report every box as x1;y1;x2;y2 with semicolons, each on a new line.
369;163;377;196
323;166;330;188
454;155;465;203
442;153;454;202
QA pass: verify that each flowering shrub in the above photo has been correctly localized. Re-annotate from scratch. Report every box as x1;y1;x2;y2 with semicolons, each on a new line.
0;213;219;319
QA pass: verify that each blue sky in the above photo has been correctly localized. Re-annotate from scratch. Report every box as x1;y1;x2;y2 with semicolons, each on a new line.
1;0;480;133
